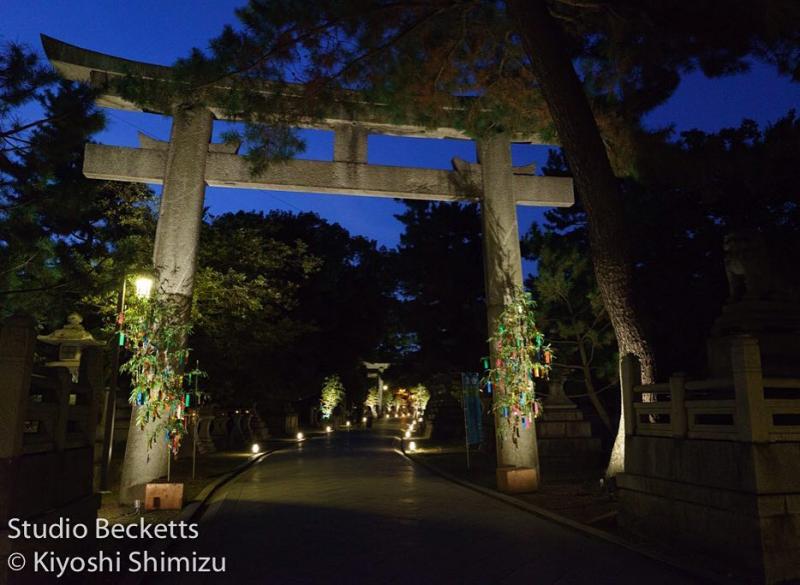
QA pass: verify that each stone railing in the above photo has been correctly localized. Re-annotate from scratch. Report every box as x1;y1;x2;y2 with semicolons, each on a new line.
618;333;800;583
623;335;800;443
1;315;103;580
178;407;271;458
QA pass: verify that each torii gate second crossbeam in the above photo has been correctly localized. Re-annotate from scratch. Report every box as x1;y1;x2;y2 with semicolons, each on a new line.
42;35;574;499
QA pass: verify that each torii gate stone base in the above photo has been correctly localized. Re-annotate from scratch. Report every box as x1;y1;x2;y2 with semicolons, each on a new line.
43;35;574;501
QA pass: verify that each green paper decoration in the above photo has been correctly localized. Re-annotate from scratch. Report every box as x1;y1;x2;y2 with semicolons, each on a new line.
483;287;552;444
120;293;205;454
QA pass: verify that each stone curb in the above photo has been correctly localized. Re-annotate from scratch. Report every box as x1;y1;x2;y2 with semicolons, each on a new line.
177;447;277;524
395;442;739;585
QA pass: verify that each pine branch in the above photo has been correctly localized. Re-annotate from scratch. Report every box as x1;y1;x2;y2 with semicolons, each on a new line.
317;6;452;93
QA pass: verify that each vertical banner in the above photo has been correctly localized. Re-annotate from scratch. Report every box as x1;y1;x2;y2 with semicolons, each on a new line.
460;373;483;445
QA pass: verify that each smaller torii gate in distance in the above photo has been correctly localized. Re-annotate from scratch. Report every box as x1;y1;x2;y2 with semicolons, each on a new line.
42;35;574;498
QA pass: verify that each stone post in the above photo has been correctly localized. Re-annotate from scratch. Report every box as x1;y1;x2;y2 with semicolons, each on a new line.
620;354;641;437
52;368;72;452
77;346;104;490
120;105;213;503
478;133;540;488
731;335;769;442
669;373;687;438
0;315;35;559
212;413;230;448
0;316;36;461
196;412;216;455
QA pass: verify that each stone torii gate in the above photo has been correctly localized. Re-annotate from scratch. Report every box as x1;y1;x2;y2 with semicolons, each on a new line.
42;35;573;497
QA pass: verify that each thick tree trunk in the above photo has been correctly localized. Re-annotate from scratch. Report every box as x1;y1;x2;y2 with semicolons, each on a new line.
507;0;657;476
576;338;612;431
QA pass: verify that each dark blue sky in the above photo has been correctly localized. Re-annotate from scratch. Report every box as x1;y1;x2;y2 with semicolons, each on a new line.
4;0;799;275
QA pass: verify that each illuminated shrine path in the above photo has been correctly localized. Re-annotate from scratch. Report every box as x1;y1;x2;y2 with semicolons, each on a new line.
144;427;700;585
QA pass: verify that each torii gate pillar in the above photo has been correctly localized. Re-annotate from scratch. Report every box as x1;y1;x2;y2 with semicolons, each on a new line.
119;105;213;503
479;133;540;490
152;105;214;297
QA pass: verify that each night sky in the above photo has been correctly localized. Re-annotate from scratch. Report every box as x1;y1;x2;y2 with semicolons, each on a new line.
4;0;799;276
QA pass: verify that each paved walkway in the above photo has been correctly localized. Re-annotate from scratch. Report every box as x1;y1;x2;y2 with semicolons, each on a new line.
146;426;700;585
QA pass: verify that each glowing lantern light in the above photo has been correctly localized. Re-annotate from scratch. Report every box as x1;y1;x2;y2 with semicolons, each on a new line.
326;426;332;433
296;432;304;441
408;441;417;452
134;276;154;299
251;443;260;454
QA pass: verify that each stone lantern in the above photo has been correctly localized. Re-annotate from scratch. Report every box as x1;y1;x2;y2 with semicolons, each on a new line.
37;313;103;382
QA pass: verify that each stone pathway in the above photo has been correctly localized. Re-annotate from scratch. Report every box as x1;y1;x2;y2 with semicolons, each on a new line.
144;427;701;585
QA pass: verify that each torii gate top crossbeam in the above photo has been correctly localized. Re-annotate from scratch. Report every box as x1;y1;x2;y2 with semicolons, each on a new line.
41;35;574;207
41;35;552;143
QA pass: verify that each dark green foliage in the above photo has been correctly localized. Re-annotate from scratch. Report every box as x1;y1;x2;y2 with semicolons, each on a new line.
117;0;554;165
524;150;617;428
525;221;616;372
116;1;799;176
484;287;551;442
121;294;204;452
527;112;800;381
190;210;320;406
631;112;800;373
191;210;396;409
392;200;487;383
0;42;56;134
0;43;155;331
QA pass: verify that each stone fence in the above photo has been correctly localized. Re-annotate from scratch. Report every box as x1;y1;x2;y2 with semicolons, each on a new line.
617;334;800;584
623;335;800;443
177;408;272;458
0;316;103;581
